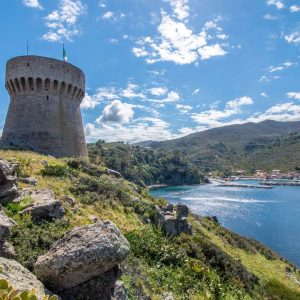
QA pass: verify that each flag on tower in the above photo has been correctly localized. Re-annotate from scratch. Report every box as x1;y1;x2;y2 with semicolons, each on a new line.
63;44;68;62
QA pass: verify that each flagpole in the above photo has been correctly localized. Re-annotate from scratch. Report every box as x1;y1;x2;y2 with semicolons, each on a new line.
27;40;29;55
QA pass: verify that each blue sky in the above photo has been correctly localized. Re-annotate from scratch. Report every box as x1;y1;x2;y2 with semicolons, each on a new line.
1;0;300;142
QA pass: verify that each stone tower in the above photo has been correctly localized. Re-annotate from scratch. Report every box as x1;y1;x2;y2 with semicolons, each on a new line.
0;55;87;157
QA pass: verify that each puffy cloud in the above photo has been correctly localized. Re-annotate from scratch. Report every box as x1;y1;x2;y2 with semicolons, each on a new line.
102;11;114;19
287;92;300;100
42;0;86;42
192;88;200;95
97;100;134;124
23;0;43;9
149;87;168;96
85;117;179;143
290;5;300;12
247;102;300;123
266;0;285;9
121;84;145;99
166;0;189;21
176;104;192;113
192;96;253;127
133;1;229;65
284;31;300;44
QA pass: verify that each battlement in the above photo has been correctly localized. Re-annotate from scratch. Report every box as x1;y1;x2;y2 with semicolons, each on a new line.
5;56;85;101
1;55;87;158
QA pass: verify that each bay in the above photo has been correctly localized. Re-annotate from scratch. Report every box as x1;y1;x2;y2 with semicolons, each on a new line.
150;181;300;267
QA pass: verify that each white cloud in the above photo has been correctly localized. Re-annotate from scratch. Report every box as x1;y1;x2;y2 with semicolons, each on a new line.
192;88;200;95
164;91;180;102
110;38;118;44
192;96;253;127
268;61;295;73
261;92;269;98
121;84;145;99
42;0;86;42
290;5;300;12
247;102;300;123
176;104;192;113
85;117;180;143
266;0;285;9
102;11;114;19
166;0;189;21
285;31;300;44
98;1;106;8
102;11;126;21
149;87;168;96
133;1;229;65
287;92;300;100
23;0;43;9
263;14;278;20
97;100;134;124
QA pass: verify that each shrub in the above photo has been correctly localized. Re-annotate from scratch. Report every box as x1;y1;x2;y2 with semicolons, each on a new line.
15;157;33;178
40;164;69;177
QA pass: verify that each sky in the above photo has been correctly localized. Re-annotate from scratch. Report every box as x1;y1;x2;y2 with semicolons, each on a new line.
0;0;300;143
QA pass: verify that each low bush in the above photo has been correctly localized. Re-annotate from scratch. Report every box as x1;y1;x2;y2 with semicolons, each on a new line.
40;164;69;177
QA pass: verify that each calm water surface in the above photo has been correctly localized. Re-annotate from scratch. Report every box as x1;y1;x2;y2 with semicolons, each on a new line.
150;181;300;267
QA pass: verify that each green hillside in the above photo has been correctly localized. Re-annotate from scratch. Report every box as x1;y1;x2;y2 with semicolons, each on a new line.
1;150;300;299
139;120;300;173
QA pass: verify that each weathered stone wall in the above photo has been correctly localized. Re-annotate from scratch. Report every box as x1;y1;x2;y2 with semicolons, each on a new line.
0;55;87;157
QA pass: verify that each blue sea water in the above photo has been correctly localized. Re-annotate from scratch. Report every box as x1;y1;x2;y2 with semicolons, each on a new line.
150;181;300;267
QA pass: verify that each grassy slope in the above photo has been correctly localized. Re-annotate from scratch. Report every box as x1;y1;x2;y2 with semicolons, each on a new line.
0;150;299;299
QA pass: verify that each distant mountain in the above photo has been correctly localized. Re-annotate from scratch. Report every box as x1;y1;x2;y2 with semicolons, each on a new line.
139;120;300;172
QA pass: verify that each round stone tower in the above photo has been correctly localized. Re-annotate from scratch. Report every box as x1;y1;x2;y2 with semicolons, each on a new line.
0;55;87;157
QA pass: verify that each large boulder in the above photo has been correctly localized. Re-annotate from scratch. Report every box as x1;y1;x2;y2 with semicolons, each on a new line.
0;210;16;241
34;220;130;292
59;266;122;300
0;159;19;204
154;204;192;237
0;257;51;299
20;189;64;221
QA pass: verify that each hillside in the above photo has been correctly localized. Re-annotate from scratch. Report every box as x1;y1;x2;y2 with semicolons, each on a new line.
138;120;300;173
0;150;299;299
88;141;207;186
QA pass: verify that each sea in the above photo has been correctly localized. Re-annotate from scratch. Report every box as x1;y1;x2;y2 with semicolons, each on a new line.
150;181;300;267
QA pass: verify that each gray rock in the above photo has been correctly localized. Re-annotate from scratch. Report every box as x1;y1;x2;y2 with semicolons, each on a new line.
162;203;174;213
153;203;192;237
20;189;64;221
59;265;121;300
112;281;128;300
106;169;122;178
88;215;99;223
0;257;52;299
18;177;38;186
0;210;16;241
162;292;174;300
0;159;19;204
34;220;130;292
176;204;189;218
0;241;15;259
64;195;77;206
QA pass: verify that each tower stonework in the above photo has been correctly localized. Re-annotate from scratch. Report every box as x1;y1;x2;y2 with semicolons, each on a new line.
0;55;88;157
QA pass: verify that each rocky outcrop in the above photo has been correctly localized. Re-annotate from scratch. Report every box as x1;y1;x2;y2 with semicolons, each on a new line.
0;257;51;299
0;159;19;204
0;209;16;258
18;177;38;186
34;220;130;300
20;189;64;221
154;204;192;237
